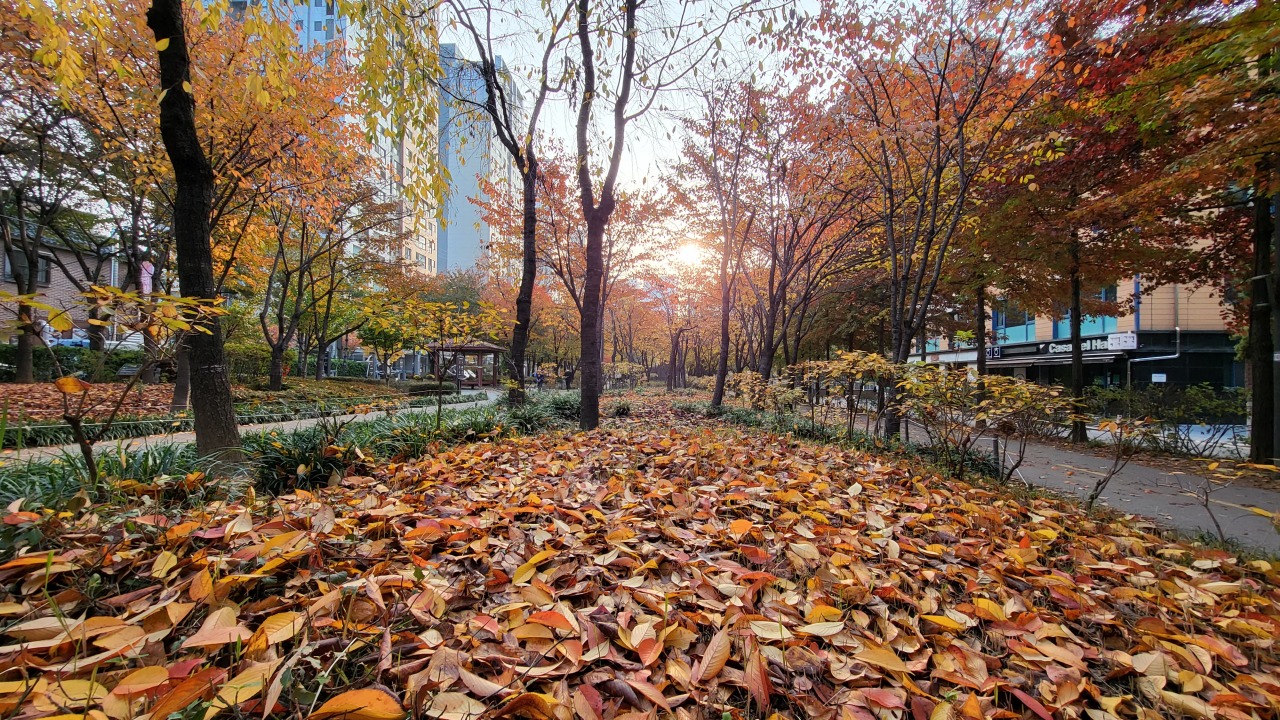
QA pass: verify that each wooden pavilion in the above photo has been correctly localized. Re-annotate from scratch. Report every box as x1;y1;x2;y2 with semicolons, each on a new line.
426;340;507;388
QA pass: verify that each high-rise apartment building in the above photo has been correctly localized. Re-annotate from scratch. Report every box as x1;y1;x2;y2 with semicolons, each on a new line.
436;44;523;274
226;0;438;276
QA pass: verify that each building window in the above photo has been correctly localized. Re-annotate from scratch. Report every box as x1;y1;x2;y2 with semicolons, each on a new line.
992;299;1035;345
314;21;322;31
314;0;323;6
1054;285;1119;339
3;253;53;287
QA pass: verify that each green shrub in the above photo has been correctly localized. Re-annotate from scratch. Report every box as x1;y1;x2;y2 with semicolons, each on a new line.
246;424;361;496
400;380;459;395
0;345;147;382
331;359;368;377
225;342;296;382
607;400;632;418
504;402;556;434
1086;383;1247;457
545;392;582;423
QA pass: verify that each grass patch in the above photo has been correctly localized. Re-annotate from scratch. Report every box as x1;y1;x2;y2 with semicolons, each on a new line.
0;393;547;518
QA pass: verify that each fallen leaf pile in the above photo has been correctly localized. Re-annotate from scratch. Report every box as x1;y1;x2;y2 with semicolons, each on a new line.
1;400;1278;720
2;383;177;423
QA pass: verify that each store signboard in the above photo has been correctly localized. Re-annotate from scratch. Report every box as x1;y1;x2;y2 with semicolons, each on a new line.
1152;373;1167;383
1045;338;1109;354
1107;332;1138;350
985;347;1002;359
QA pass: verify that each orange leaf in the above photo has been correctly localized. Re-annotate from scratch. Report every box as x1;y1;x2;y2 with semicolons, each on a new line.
54;376;91;394
637;637;663;667
309;687;405;720
695;626;732;683
526;610;574;632
745;640;772;709
149;667;227;720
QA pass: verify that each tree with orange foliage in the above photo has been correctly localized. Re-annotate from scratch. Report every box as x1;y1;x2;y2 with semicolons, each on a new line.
795;0;1051;437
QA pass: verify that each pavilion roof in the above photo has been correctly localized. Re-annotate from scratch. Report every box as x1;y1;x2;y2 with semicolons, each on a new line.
425;340;507;353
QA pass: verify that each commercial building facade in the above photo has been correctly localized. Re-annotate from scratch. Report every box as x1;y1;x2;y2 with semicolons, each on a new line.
913;279;1243;389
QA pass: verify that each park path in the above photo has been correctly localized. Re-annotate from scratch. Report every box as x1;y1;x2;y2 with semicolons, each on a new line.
1;390;499;463
887;417;1280;552
1008;441;1280;552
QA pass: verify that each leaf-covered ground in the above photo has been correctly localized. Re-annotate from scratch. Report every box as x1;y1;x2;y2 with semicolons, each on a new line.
0;379;409;424
1;400;1277;720
1;383;178;423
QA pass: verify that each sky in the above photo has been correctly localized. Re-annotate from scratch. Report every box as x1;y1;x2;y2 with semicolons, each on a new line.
437;0;805;193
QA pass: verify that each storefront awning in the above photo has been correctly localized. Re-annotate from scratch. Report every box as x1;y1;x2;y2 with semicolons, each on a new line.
985;352;1121;367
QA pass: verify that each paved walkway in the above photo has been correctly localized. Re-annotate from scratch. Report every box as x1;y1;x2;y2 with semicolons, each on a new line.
2;391;499;463
1010;441;1280;553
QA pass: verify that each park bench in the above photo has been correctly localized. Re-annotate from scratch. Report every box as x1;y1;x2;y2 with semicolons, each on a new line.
116;364;141;378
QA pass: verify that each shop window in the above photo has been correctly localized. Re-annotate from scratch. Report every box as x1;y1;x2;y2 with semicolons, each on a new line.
992;298;1035;345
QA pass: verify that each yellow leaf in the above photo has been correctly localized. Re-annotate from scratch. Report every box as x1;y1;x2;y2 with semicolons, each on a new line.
181;606;251;649
921;614;967;631
151;550;178;579
729;518;753;536
48;311;74;332
246;611;305;655
112;666;170;696
1158;691;1214;720
806;605;843;623
512;549;557;584
855;643;908;673
203;660;280;720
973;598;1008;621
155;37;171;51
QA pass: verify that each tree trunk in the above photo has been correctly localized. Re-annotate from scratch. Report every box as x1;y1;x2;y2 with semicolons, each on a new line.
171;345;191;412
975;286;987;377
1272;190;1280;460
509;165;538;405
147;0;242;463
1069;235;1087;443
580;210;606;430
14;302;35;384
314;340;328;380
268;344;286;391
87;306;107;353
1249;186;1275;463
882;316;905;438
756;308;778;380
